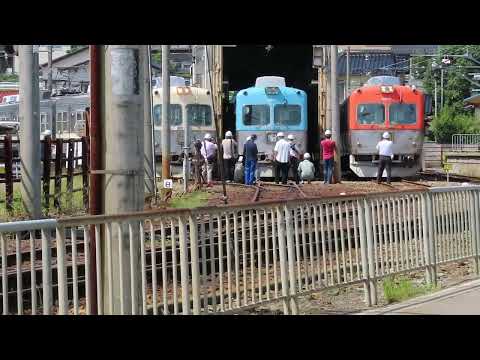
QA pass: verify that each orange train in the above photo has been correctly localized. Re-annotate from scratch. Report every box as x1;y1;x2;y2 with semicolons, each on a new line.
340;76;432;178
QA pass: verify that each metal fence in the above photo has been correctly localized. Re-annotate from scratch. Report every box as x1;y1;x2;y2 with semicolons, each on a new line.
1;186;479;315
451;134;480;152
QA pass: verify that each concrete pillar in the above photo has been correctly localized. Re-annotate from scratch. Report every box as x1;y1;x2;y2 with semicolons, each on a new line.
19;45;41;218
103;45;145;314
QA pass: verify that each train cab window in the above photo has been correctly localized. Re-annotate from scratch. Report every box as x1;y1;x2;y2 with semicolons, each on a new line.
274;104;301;125
389;104;417;125
243;105;270;126
187;104;212;126
153;104;183;126
357;104;385;124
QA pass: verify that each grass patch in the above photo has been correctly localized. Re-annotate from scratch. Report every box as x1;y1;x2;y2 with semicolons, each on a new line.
0;175;86;220
382;275;438;304
169;191;210;209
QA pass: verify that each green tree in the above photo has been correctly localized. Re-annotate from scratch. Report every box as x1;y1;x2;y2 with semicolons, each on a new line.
429;106;480;143
414;45;480;113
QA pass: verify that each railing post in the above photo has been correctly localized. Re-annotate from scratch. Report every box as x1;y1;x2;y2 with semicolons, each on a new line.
276;205;290;315
364;198;377;305
188;214;201;315
178;216;190;315
41;228;52;315
56;226;68;314
67;139;74;210
472;190;480;275
357;199;371;307
421;193;432;285
426;191;437;286
284;204;298;315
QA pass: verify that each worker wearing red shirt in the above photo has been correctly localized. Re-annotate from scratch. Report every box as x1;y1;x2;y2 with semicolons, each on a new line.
321;129;336;184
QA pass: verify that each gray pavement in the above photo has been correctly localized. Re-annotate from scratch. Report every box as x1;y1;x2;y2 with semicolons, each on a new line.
358;279;480;315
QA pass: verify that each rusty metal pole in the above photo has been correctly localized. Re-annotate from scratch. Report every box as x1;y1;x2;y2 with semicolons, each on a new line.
161;45;171;185
205;45;227;204
88;45;104;314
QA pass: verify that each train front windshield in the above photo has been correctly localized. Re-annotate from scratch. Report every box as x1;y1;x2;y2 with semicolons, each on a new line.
389;104;417;125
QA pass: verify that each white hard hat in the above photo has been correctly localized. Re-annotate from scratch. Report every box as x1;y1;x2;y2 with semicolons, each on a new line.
246;136;251;141
304;152;311;159
277;132;285;137
43;130;52;136
204;133;212;140
325;129;332;136
225;131;233;137
383;132;390;139
287;134;295;140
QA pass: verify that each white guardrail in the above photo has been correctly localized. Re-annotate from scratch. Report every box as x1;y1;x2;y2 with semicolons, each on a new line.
451;134;480;152
1;186;480;315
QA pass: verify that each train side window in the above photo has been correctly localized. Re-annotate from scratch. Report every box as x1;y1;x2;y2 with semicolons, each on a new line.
274;104;301;125
153;104;183;126
40;113;49;133
389;104;417;125
187;104;212;126
243;105;270;126
357;104;385;124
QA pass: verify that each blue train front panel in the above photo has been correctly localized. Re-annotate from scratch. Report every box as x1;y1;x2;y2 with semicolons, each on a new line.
235;85;307;177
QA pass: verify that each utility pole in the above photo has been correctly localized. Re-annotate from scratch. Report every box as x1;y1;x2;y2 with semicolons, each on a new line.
161;45;171;183
434;78;438;118
325;46;332;132
88;45;105;315
440;67;444;109
19;45;41;218
143;45;156;199
330;45;341;183
103;45;144;314
47;45;53;93
346;46;351;97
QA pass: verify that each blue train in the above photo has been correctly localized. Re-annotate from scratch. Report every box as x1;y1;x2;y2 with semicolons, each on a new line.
235;76;308;178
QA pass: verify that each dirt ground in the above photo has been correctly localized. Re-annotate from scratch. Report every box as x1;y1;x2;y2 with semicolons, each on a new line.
235;259;478;315
201;180;437;207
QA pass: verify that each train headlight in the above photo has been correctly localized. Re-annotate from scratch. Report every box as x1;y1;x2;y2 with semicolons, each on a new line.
265;87;280;95
380;86;394;93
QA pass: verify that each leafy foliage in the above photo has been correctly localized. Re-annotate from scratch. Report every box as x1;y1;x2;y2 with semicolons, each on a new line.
413;45;480;113
382;276;437;304
429;106;480;143
0;73;18;82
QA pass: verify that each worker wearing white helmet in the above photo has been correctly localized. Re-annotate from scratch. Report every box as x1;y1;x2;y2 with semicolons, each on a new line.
288;134;301;184
298;152;315;184
376;132;394;184
274;131;290;184
321;129;337;184
222;130;238;182
201;133;218;187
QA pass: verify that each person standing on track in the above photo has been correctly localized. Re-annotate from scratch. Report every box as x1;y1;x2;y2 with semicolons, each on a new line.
321;129;336;184
222;130;237;183
376;132;394;184
201;133;217;187
288;134;301;184
244;134;258;185
273;132;290;184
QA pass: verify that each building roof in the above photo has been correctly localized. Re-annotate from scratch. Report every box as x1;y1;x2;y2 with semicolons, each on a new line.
337;52;409;77
464;93;480;105
39;46;89;68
